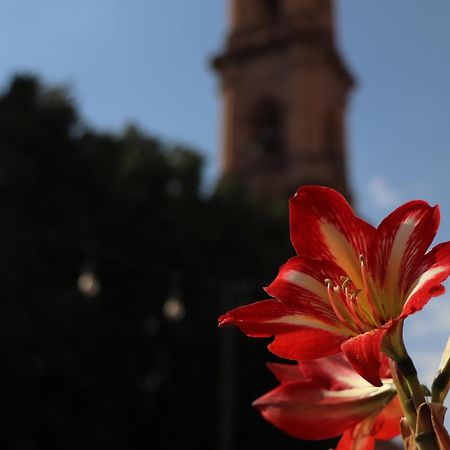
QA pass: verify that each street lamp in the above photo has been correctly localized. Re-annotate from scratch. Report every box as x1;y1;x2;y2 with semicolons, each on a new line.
162;290;185;321
77;261;101;298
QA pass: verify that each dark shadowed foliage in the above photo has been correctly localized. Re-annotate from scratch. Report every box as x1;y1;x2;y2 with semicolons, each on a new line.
0;75;338;450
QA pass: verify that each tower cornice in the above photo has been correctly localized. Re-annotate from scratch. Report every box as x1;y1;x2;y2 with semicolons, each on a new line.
212;26;354;89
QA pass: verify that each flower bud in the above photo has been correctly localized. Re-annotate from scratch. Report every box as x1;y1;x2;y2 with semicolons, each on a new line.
431;337;450;404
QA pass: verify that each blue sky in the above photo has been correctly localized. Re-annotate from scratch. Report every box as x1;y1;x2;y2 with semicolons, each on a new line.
1;1;450;391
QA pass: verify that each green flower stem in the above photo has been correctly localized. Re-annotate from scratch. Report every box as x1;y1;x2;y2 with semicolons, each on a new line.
415;404;440;450
397;355;426;409
383;322;425;408
386;331;440;450
431;337;450;403
392;360;439;450
390;360;416;430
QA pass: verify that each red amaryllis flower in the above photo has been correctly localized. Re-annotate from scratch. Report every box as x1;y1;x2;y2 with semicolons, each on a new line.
219;186;450;385
253;354;402;450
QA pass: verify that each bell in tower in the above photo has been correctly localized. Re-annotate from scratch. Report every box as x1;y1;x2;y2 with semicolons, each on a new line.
212;0;354;201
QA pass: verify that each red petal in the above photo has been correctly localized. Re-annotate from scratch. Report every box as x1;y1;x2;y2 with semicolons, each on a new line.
336;398;402;450
401;241;450;317
379;353;393;379
265;256;345;307
373;397;402;440
336;429;375;450
269;328;346;361
267;355;358;390
253;378;395;441
299;353;361;391
266;362;304;384
336;396;402;449
341;327;389;387
218;298;344;338
264;256;347;330
333;395;402;449
254;381;359;440
368;200;439;314
289;186;375;288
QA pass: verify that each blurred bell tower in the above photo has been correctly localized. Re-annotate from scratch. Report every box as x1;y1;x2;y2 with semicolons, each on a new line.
212;0;354;200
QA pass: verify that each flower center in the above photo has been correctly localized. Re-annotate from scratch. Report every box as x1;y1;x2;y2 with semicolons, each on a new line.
324;254;385;335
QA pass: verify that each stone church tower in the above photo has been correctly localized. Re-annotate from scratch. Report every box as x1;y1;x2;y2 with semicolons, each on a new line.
212;0;354;200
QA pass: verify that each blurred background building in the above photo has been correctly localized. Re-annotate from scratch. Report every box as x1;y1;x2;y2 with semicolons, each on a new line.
213;0;352;200
0;0;446;449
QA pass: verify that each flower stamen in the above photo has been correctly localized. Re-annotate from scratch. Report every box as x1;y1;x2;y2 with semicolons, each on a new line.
343;286;368;332
359;254;383;326
325;279;349;323
325;278;363;334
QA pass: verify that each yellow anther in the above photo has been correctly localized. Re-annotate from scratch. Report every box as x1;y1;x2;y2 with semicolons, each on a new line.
341;277;352;290
349;289;362;302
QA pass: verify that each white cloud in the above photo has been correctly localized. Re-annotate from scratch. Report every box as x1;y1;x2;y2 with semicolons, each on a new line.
368;176;401;209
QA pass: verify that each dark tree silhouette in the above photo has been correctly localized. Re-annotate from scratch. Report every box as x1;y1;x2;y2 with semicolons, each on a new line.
0;75;338;450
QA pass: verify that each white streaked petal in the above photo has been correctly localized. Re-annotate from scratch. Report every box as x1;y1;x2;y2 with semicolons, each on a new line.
283;270;328;302
334;373;395;390
326;383;394;399
404;266;447;304
320;222;363;287
384;218;418;301
267;315;348;335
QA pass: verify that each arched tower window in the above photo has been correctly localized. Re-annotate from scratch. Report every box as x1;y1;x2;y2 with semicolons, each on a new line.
251;99;284;155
